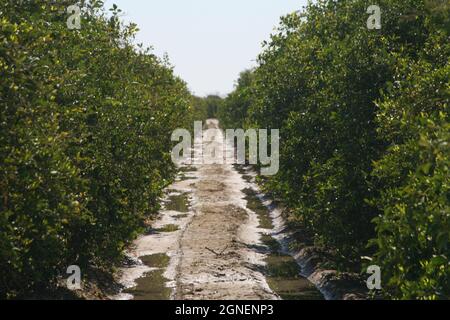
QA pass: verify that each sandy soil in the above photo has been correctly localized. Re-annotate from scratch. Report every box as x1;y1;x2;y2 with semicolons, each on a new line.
113;119;277;300
110;119;363;301
174;120;275;300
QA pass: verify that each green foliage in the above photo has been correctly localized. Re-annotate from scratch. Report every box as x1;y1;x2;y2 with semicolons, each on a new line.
371;22;449;299
191;96;209;122
220;0;449;299
190;95;223;121
217;70;254;129
0;1;193;298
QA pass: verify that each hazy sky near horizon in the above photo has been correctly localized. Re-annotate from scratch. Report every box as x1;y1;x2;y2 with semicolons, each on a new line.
103;0;308;97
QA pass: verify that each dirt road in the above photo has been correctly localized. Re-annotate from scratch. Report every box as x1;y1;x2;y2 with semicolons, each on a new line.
113;119;321;300
174;120;275;300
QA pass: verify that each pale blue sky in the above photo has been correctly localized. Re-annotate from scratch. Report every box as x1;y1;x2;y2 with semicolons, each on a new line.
103;0;308;96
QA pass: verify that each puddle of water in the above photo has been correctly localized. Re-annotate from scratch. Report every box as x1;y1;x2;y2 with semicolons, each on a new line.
179;166;198;173
124;254;171;300
261;234;281;252
264;236;324;300
140;254;170;268
155;224;180;233
244;185;323;300
165;193;190;212
172;214;189;220
179;175;197;181
243;188;273;229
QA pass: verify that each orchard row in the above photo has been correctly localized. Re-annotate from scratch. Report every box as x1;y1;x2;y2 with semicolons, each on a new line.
219;0;449;300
